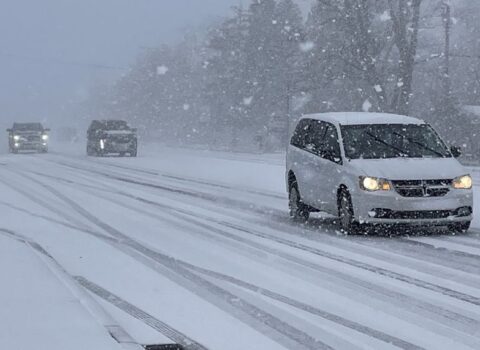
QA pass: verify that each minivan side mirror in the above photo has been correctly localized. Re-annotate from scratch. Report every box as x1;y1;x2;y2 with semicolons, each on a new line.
321;149;342;164
450;146;462;158
44;128;51;132
6;128;12;133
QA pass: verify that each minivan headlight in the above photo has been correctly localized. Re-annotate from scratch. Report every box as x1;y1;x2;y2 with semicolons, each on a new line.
360;176;391;191
42;134;49;141
452;175;472;189
13;135;20;141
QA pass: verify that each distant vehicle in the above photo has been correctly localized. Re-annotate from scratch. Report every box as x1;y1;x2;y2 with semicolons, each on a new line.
6;122;50;153
87;120;137;157
286;112;473;234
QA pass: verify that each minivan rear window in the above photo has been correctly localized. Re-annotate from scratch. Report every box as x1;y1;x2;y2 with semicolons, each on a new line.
341;124;452;159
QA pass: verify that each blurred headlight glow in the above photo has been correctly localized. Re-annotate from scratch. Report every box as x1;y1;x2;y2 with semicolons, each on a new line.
452;175;472;189
360;176;391;191
42;134;49;141
13;135;20;141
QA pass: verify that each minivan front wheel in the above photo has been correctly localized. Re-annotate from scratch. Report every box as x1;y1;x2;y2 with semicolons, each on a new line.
339;191;361;235
289;185;309;222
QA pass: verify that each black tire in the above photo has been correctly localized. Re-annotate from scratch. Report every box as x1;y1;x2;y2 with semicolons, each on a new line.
289;183;310;222
129;142;137;157
448;221;471;234
86;143;95;156
129;147;137;157
338;190;362;235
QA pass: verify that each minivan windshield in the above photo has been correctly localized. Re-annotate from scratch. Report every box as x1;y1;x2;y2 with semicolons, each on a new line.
341;124;452;159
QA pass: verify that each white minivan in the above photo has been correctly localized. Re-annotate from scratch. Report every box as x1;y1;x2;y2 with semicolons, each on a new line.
286;113;473;234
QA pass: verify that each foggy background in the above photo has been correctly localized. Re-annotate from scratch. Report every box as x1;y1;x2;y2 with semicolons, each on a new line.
0;0;310;126
0;0;478;161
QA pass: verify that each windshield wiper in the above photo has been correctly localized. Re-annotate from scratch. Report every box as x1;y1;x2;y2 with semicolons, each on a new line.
364;131;411;157
392;132;445;158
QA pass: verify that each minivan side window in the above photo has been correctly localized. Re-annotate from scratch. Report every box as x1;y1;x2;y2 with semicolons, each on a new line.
308;120;328;154
290;119;311;149
322;124;342;164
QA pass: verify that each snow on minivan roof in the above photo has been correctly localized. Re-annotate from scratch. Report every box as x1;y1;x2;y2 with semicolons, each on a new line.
301;112;425;126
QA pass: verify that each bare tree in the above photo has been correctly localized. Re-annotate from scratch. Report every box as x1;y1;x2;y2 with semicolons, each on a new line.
313;0;423;114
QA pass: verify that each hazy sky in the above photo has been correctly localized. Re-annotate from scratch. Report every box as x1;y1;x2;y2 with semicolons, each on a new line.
0;0;311;126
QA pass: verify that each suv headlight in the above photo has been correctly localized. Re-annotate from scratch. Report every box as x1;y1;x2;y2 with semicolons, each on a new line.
42;134;49;141
452;175;472;189
13;135;20;141
360;176;391;191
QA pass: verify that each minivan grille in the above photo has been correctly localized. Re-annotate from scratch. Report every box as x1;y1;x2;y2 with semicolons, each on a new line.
392;179;451;198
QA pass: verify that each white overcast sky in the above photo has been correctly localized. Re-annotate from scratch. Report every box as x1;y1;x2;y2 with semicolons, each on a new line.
0;0;312;125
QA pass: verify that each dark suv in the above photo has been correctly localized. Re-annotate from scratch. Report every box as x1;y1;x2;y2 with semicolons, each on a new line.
6;123;50;153
87;120;137;157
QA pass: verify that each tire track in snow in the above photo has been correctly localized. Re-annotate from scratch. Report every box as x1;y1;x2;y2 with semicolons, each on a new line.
19;173;336;350
42;157;480;274
21;163;480;308
75;277;208;350
51;155;284;200
176;261;425;350
43;158;284;216
46;177;480;337
0;171;92;231
404;236;480;257
12;163;480;348
82;180;480;308
50;157;480;258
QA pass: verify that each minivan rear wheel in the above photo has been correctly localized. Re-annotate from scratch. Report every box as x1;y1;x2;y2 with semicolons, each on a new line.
339;191;361;235
289;184;310;222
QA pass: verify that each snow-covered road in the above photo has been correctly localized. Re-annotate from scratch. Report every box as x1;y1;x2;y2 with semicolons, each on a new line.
1;145;479;350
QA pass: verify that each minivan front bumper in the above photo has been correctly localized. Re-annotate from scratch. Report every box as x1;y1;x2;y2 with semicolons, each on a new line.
354;189;473;225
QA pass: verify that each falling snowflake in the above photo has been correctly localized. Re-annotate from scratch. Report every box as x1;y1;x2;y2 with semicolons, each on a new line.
374;85;383;93
397;81;404;87
157;65;169;75
243;96;253;106
379;11;391;22
362;99;372;112
183;104;190;111
299;41;315;52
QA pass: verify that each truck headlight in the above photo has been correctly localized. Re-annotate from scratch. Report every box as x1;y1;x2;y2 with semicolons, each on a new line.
13;135;20;141
452;175;472;189
100;139;105;150
42;134;49;141
360;176;391;191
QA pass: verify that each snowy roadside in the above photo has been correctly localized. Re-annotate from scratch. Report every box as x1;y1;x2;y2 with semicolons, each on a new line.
0;232;130;350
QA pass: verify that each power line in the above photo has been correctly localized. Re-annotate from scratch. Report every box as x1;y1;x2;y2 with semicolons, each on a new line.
0;51;128;71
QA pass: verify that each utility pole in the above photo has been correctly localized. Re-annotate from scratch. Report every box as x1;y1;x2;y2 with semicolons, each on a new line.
441;1;452;102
